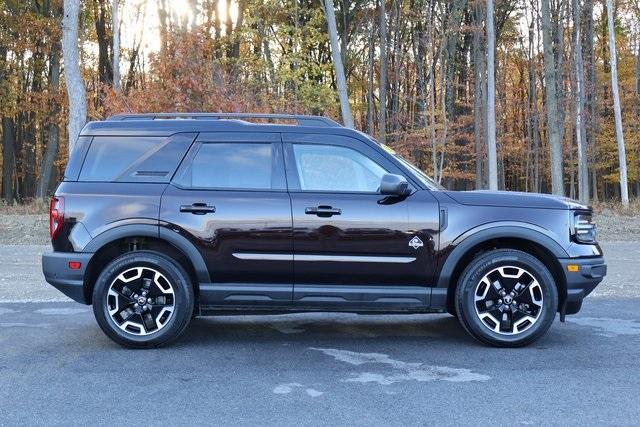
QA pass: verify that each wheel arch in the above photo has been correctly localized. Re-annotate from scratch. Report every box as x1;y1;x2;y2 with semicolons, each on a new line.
82;224;210;304
437;225;568;314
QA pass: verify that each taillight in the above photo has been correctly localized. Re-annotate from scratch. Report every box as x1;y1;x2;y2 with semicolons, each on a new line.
49;196;64;239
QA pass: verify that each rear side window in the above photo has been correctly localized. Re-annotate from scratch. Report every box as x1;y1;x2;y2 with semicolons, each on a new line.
79;134;195;182
175;143;280;190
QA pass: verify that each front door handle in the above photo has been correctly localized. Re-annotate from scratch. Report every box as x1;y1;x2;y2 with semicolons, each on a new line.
305;206;341;217
180;203;216;215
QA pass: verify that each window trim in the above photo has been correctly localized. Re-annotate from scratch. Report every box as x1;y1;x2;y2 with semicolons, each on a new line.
171;140;287;192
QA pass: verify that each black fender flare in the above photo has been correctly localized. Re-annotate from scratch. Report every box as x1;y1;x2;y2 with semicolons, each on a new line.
83;224;211;283
435;222;568;289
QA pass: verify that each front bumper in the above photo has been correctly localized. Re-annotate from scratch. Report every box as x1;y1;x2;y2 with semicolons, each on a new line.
559;256;607;315
42;251;93;304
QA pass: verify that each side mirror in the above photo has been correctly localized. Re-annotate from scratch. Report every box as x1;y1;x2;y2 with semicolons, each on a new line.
379;173;411;196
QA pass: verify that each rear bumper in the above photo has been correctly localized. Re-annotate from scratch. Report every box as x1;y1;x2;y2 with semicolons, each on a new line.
559;256;607;315
42;251;93;304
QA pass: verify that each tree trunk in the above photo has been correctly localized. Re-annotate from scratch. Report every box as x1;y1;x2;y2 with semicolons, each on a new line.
366;17;376;135
323;0;354;128
63;0;87;153
473;0;485;189
92;0;113;84
485;0;498;190
605;0;629;207
583;0;598;200
389;0;403;135
112;0;121;90
541;0;564;195
573;0;589;203
37;45;61;199
378;0;387;143
2;118;15;201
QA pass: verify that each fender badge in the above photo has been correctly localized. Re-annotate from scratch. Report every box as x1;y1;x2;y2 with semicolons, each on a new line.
408;236;424;250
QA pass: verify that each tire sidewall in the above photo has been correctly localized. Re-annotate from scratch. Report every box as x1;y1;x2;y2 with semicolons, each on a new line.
456;250;558;347
92;251;194;348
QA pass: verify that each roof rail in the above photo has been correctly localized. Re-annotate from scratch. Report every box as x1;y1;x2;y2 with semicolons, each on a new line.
106;113;342;127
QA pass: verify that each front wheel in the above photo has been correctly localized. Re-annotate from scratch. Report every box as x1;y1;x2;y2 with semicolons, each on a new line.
92;251;194;348
455;249;558;347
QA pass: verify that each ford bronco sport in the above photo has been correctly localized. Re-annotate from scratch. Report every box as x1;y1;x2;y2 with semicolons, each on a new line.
42;113;607;348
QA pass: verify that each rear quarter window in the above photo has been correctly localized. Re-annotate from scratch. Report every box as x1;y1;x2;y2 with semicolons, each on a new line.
78;133;195;182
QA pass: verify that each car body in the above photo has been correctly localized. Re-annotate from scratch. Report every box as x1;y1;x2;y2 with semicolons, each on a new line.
42;113;607;347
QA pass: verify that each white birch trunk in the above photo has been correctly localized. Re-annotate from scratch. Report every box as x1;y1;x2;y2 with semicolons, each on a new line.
323;0;354;128
62;0;87;153
378;0;388;143
112;0;121;90
486;0;498;190
573;0;589;203
606;0;629;207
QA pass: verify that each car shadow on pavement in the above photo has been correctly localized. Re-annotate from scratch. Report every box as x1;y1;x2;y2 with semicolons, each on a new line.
175;313;476;348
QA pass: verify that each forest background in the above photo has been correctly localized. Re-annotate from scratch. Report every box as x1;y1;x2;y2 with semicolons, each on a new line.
1;0;639;207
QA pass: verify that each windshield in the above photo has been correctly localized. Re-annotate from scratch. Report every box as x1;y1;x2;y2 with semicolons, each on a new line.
390;152;445;191
352;130;445;191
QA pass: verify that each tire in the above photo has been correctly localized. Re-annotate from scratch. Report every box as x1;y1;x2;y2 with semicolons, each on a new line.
92;250;194;348
454;249;558;347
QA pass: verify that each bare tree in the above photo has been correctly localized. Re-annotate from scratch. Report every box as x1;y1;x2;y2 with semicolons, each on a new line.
541;0;564;196
62;0;87;153
366;17;376;135
486;0;498;190
378;0;387;143
37;42;61;199
323;0;354;128
573;0;588;203
473;0;486;189
112;0;121;91
605;0;629;207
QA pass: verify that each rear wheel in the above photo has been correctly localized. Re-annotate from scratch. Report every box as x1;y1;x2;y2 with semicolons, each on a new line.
455;249;558;347
92;251;194;348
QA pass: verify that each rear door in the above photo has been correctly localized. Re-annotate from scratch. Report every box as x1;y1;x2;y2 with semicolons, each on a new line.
160;132;293;307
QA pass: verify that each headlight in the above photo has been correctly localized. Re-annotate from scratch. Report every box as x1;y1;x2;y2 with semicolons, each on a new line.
572;212;597;243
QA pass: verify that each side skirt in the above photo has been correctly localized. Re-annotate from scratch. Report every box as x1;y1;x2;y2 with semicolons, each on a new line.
197;282;448;315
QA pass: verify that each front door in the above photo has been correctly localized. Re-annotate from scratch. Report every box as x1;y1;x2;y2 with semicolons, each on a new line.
284;134;439;308
160;132;293;306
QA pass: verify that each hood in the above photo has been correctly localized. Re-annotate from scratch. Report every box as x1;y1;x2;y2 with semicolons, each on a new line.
445;190;590;210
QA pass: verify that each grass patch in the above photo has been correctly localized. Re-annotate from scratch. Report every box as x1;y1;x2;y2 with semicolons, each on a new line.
0;199;49;215
592;199;640;216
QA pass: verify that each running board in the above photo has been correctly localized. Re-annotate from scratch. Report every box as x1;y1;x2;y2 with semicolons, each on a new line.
198;283;442;311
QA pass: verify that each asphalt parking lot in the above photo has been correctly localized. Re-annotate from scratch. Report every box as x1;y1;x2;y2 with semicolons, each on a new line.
0;242;639;425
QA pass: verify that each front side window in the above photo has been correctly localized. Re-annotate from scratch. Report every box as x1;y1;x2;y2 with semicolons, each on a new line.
176;143;274;190
292;144;387;192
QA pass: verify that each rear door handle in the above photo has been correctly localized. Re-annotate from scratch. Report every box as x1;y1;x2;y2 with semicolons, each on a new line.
305;206;341;217
180;203;216;215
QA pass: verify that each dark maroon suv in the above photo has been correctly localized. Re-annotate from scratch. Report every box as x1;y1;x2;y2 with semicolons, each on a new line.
42;113;606;348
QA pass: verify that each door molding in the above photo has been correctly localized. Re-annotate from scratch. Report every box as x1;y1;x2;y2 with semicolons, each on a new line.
232;253;415;263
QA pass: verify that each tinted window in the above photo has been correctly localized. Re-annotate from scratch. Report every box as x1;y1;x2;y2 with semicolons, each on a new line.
177;143;274;190
64;136;92;181
79;136;164;182
293;144;387;192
